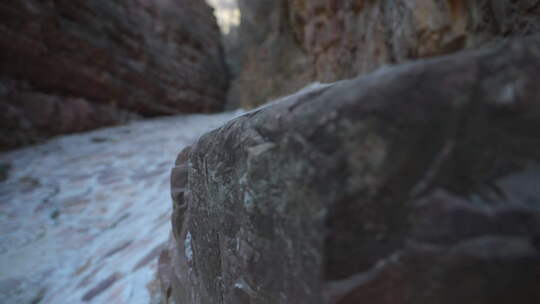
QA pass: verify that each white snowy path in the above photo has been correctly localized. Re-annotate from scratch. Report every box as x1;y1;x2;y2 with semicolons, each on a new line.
0;112;240;304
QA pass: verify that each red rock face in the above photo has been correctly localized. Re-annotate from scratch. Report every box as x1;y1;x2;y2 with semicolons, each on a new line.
232;0;540;108
290;0;540;81
0;0;229;149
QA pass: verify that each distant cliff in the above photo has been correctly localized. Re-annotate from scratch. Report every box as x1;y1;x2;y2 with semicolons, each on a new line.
0;0;229;149
230;0;540;108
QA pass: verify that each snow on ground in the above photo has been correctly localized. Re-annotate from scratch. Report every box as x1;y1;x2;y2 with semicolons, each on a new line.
0;111;241;304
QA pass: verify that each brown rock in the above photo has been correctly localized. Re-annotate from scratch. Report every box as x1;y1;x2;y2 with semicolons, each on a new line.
227;0;313;109
162;35;540;303
232;0;540;108
0;0;229;149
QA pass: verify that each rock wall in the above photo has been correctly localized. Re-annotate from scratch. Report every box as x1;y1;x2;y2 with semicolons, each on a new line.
231;0;540;108
0;0;229;149
162;35;540;304
226;0;313;109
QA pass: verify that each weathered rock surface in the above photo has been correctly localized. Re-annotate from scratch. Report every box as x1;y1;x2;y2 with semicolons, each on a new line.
163;35;540;303
231;0;540;108
0;0;229;149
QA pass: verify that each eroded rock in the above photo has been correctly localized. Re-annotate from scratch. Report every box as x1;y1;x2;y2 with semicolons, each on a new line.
163;35;540;304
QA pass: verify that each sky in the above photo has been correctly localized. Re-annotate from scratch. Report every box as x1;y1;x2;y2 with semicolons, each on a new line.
206;0;240;34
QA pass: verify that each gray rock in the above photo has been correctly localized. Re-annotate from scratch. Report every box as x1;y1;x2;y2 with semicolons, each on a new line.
163;35;540;304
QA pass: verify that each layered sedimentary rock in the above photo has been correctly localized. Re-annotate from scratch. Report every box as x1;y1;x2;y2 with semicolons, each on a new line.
162;35;540;303
232;0;540;108
0;0;229;149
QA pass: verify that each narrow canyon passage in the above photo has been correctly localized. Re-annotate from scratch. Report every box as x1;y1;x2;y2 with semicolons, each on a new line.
1;0;539;303
0;112;239;304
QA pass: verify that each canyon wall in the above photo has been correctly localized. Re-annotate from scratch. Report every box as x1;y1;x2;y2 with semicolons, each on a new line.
231;0;540;108
0;0;229;149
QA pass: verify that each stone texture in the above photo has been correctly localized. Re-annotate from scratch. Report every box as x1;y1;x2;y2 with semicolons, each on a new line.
231;0;540;108
0;0;229;149
163;35;540;304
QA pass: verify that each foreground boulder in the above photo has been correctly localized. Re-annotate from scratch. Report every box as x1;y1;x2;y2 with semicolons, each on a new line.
162;35;540;304
0;0;228;149
231;0;540;108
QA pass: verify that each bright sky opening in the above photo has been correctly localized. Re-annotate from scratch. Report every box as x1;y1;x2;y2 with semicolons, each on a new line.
206;0;240;34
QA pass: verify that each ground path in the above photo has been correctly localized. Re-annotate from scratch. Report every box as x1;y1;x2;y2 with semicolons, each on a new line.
0;111;240;304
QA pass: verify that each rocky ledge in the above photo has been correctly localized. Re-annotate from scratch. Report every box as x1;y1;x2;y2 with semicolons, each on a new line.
163;35;540;304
